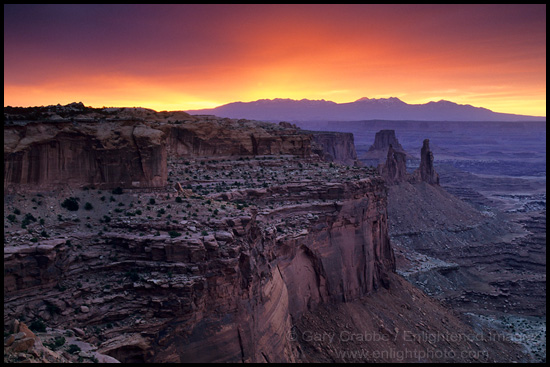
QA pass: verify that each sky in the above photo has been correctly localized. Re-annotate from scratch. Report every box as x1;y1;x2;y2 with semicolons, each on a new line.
3;4;546;116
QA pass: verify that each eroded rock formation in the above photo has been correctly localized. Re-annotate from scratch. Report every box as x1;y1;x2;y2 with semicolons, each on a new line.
3;157;395;363
4;111;364;194
362;129;410;165
309;131;358;165
411;139;439;185
377;144;408;185
368;129;405;152
161;118;313;158
4;121;167;192
378;138;439;186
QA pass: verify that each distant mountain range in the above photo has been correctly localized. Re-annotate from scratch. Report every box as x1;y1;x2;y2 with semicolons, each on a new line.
185;97;545;122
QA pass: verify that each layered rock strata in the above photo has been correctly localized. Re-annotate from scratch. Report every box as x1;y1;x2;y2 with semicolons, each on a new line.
161;118;313;158
4;111;361;192
4;153;395;363
308;131;358;165
4;121;167;192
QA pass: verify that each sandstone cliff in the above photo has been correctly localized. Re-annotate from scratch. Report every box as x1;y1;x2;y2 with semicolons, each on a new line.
4;104;362;193
161;118;313;158
308;131;358;165
4;121;167;192
363;129;409;164
4;150;395;362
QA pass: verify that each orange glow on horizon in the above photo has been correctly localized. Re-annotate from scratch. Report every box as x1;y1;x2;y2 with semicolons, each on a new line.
4;4;546;117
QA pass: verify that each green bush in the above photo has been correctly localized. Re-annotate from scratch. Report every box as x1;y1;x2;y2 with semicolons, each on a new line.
29;319;47;332
67;344;81;354
111;187;123;195
168;230;182;238
61;197;79;211
84;202;93;210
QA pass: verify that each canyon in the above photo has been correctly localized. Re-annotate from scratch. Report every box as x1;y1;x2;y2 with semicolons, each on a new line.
296;121;546;362
4;104;542;362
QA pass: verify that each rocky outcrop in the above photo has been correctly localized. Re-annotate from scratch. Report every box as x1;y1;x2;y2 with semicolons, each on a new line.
368;129;405;152
4;107;362;193
377;138;439;186
4;121;167;192
309;131;358;165
363;129;409;164
3;319;120;363
3;156;395;363
161;118;313;158
377;144;408;185
411;139;439;185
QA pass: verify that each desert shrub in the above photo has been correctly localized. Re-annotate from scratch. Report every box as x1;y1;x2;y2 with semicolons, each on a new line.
175;196;183;203
111;187;123;195
84;202;93;210
67;344;81;354
149;198;156;205
61;197;79;211
29;319;47;332
24;213;37;222
168;230;182;238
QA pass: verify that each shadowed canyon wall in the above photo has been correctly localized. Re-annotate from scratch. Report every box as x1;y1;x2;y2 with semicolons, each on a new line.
4;117;395;362
4;121;167;192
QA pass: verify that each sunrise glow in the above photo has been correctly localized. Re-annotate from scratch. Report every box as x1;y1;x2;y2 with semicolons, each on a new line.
4;4;546;117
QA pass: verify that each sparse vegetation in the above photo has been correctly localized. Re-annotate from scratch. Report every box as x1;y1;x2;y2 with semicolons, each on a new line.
67;344;81;354
112;187;123;195
168;230;182;238
29;319;46;332
61;197;79;211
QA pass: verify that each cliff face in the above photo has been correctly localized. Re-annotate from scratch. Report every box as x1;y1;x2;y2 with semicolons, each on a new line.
4;121;167;191
4;113;361;193
307;131;358;165
368;129;404;152
4;108;397;362
4;155;394;363
161;119;313;158
363;129;409;164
